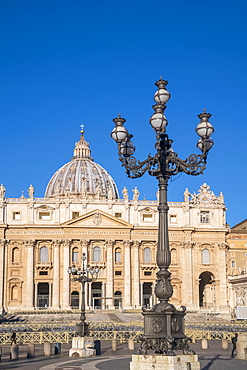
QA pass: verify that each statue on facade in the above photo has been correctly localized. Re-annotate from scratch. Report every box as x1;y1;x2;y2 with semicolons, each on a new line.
183;188;191;202
132;187;140;201
122;187;128;201
0;184;6;198
28;184;35;198
107;184;113;201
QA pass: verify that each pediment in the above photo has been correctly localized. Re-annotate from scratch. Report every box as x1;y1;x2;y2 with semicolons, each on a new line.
62;209;133;228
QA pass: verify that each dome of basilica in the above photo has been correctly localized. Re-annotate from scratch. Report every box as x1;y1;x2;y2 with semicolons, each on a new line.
44;126;119;199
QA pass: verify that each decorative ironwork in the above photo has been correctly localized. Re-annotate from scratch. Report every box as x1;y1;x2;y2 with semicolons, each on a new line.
111;77;214;355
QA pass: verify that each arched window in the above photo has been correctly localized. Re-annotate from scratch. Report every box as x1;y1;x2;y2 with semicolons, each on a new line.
143;247;151;263
171;248;177;264
40;246;48;262
115;248;121;263
12;247;19;263
72;247;79;263
11;285;18;300
93;247;101;262
71;291;79;308
202;249;210;264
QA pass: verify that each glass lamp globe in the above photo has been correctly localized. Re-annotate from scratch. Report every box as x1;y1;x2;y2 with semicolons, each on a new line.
120;140;135;157
111;125;128;143
150;113;167;131
196;121;214;139
154;89;170;104
197;137;214;152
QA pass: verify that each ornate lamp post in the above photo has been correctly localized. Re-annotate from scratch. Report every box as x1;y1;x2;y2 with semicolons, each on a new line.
111;78;214;355
68;253;100;337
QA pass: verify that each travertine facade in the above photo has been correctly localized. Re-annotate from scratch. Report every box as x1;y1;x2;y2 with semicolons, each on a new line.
227;221;247;313
0;129;229;313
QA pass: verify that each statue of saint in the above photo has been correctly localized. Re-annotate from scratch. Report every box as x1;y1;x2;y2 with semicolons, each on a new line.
28;184;35;198
132;187;140;201
183;188;191;202
122;187;128;201
0;184;6;198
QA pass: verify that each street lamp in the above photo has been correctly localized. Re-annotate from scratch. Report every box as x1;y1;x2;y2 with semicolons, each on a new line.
111;77;214;355
68;253;100;337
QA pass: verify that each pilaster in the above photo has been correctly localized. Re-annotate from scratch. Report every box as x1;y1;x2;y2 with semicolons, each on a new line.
52;240;61;309
62;239;71;309
106;240;114;308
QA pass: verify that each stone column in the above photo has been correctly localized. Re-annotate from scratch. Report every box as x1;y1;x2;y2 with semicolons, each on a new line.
217;243;229;311
140;281;144;307
180;241;195;308
49;282;52;308
62;239;71;309
52;240;61;309
102;282;106;309
0;240;6;311
133;242;141;308
124;240;132;308
34;282;38;308
25;240;35;309
106;240;114;309
88;282;92;308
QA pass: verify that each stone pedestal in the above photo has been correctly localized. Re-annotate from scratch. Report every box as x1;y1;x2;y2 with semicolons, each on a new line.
130;354;200;370
236;333;247;360
43;342;52;356
27;343;35;358
69;336;96;357
10;344;19;360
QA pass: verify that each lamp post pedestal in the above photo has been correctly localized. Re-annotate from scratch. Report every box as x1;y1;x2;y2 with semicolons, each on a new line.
130;354;200;370
69;336;96;358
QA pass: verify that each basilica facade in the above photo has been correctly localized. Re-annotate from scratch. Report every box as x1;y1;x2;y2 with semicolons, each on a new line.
0;128;229;313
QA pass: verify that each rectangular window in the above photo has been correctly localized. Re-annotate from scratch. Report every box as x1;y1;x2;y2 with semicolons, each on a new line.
200;211;210;224
39;212;51;220
144;271;152;276
72;212;79;219
170;215;177;223
13;212;21;220
115;212;122;218
231;261;236;268
115;271;122;275
230;243;235;248
39;271;48;275
143;214;153;222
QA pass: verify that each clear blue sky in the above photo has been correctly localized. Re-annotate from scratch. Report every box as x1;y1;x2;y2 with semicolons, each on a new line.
0;0;246;227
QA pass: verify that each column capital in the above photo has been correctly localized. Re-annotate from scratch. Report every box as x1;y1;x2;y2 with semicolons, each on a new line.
123;240;133;247
0;239;9;248
24;239;36;248
81;239;90;248
64;239;72;248
133;241;141;248
53;239;62;248
180;241;195;249
106;240;115;248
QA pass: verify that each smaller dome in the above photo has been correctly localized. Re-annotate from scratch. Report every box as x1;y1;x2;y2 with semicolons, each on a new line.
44;126;119;200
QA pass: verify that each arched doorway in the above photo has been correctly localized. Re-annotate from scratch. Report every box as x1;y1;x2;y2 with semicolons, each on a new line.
114;291;122;309
199;271;215;308
71;291;79;308
37;283;49;308
143;282;152;308
92;282;102;309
